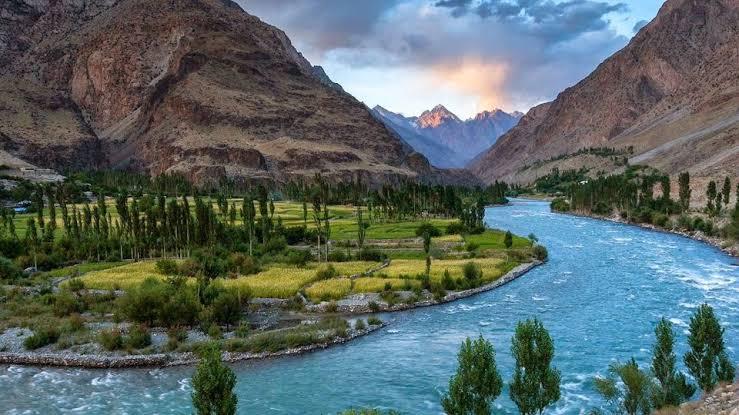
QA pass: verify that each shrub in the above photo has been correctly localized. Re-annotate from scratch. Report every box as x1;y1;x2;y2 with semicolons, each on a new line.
465;242;480;252
156;259;179;275
284;249;312;266
328;250;350;262
263;236;288;254
117;277;169;326
54;290;83;317
178;259;201;277
166;327;187;351
533;245;549;261
677;214;694;231
98;328;124;351
325;301;339;313
354;319;366;331
367;316;383;326
24;327;60;350
442;269;456;290
463;262;482;283
651;212;669;228
315;264;338;280
126;325;152;349
208;325;223;340
416;223;442;238
61;314;86;334
0;256;22;280
235;321;250;338
446;221;468;235
212;290;242;329
66;278;85;292
550;198;570;212
368;301;380;312
358;248;386;262
593;201;611;215
228;253;259;275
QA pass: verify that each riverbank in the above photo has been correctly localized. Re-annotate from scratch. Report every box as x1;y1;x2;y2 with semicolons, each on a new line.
0;322;386;369
561;210;738;258
0;260;541;368
307;261;541;313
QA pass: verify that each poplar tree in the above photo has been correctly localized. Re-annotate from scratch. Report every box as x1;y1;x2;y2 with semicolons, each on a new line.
442;336;503;415
678;172;691;212
706;181;717;215
651;318;694;409
509;318;561;415
722;177;731;206
684;304;735;392
191;343;237;415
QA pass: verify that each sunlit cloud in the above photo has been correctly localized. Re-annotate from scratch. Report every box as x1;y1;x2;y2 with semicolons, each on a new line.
425;59;509;113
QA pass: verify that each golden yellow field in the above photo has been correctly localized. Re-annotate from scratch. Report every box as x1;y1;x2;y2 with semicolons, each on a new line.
79;261;163;290
222;266;318;298
381;258;507;282
304;278;352;301
352;277;421;293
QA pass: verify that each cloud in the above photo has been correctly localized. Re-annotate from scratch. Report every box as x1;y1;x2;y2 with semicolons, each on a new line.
632;19;648;33
239;0;632;114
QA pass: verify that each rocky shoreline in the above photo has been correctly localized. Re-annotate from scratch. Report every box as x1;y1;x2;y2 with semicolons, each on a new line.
0;261;542;369
0;323;386;369
308;261;541;314
562;210;738;258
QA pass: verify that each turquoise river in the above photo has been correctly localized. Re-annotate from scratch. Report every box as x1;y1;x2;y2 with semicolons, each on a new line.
2;199;738;414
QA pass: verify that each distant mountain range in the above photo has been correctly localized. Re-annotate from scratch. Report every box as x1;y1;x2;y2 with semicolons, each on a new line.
372;105;522;168
472;0;738;185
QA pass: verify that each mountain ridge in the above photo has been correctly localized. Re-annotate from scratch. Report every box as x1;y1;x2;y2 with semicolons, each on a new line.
372;104;522;168
0;0;478;187
471;0;738;185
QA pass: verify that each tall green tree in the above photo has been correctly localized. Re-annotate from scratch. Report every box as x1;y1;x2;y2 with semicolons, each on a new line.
191;343;238;415
683;304;736;392
442;336;503;415
509;318;561;415
706;181;717;215
678;172;691;212
504;231;513;249
651;318;694;409
594;358;653;415
722;177;731;206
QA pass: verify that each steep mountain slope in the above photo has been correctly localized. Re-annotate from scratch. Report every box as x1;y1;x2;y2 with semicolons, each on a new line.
0;0;475;186
373;105;522;167
471;0;739;184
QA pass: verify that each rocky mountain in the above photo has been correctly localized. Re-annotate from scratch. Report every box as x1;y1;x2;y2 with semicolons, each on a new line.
372;105;522;168
0;0;477;187
471;0;739;185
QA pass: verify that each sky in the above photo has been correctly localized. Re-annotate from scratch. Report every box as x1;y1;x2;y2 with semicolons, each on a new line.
240;0;665;119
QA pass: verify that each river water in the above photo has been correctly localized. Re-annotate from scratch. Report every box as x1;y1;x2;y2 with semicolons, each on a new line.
2;199;737;414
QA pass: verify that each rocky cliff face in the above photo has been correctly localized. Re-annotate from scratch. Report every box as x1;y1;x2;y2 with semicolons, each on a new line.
0;0;476;186
471;0;739;184
373;105;522;168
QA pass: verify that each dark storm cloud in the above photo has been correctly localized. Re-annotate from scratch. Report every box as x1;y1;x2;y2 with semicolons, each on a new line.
240;0;400;51
436;0;628;41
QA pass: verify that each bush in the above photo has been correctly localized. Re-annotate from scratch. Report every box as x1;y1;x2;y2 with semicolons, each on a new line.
228;253;259;275
66;278;85;292
550;198;570;212
208;325;223;339
316;264;338;280
354;319;366;331
327;250;350;262
98;328;124;351
54;290;83;317
416;223;442;238
446;221;468;235
368;301;380;312
358;248;386;262
0;256;22;280
441;269;456;290
156;259;179;275
263;236;288;254
677;214;694;231
178;259;201;277
465;242;480;253
283;249;312;266
212;290;242;329
367;316;383;326
533;245;548;261
24;327;60;350
651;212;669;228
593;201;611;215
61;314;86;334
126;325;152;349
462;262;482;284
235;321;250;338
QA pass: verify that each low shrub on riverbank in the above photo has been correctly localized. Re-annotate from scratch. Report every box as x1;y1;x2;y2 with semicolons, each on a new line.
223;318;350;354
